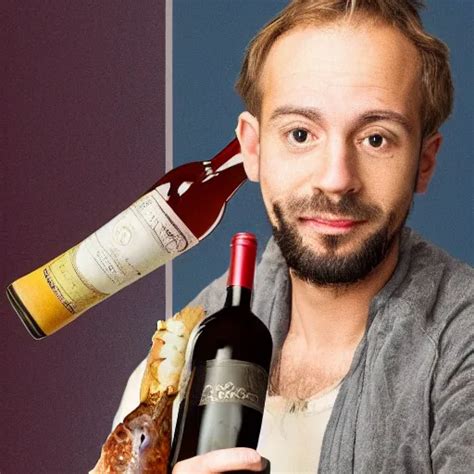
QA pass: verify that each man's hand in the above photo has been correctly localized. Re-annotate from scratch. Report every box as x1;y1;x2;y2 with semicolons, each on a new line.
172;448;269;473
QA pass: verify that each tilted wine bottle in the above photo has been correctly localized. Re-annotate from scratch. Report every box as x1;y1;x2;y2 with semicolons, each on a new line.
7;139;246;339
169;232;273;469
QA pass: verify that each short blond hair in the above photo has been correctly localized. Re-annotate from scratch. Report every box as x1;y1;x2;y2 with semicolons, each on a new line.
235;0;453;137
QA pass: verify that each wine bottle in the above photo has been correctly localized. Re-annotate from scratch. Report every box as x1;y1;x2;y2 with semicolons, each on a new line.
7;138;246;339
169;232;273;470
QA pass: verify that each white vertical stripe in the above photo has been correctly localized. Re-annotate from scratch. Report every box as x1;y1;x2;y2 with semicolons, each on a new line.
165;0;173;318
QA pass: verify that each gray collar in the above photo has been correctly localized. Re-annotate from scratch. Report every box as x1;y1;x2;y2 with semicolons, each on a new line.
252;227;415;354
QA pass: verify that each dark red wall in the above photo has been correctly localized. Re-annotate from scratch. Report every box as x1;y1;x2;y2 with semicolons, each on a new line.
1;2;166;472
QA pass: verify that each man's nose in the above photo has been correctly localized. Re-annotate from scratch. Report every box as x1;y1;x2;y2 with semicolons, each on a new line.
310;137;361;197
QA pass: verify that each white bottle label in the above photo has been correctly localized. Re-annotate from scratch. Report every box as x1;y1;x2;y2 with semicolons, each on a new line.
45;189;198;314
75;189;198;295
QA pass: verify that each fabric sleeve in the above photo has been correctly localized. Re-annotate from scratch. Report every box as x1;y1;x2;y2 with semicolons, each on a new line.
430;303;474;472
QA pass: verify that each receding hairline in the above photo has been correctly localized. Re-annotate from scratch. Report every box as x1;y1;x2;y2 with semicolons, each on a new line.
235;0;453;137
254;16;423;119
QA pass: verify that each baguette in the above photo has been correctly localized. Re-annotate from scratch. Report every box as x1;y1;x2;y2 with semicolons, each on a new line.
90;306;205;473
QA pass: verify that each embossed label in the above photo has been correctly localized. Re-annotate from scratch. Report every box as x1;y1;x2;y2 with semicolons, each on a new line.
196;359;268;413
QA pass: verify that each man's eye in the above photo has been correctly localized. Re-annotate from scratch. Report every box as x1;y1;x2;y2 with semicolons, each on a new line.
290;129;309;143
367;134;384;148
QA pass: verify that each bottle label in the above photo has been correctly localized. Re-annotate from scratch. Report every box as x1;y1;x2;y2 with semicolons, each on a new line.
43;190;198;314
196;359;268;413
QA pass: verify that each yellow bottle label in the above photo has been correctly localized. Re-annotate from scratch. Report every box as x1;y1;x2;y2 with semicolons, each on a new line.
46;246;106;314
10;189;198;336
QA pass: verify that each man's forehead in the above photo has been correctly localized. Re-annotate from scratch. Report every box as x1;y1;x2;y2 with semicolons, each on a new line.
258;21;422;120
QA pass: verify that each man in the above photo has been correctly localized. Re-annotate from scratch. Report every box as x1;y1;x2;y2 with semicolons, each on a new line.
115;0;473;472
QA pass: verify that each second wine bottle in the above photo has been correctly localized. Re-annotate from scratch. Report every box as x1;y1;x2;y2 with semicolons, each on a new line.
169;232;273;469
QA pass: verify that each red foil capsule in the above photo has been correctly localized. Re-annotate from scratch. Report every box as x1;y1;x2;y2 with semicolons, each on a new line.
227;232;257;290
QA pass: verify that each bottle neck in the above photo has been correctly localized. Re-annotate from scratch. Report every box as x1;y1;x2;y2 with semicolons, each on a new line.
224;286;252;309
225;232;257;309
211;138;241;169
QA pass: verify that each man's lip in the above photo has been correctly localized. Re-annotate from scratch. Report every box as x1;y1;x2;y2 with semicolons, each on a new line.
299;216;365;231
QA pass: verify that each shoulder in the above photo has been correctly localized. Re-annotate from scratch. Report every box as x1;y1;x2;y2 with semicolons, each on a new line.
395;230;473;385
407;230;474;289
406;234;474;468
398;229;473;334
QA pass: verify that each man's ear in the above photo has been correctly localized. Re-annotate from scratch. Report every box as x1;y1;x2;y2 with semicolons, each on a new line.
416;132;442;193
236;111;260;182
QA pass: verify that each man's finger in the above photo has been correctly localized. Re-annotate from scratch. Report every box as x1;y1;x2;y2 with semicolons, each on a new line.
173;447;267;473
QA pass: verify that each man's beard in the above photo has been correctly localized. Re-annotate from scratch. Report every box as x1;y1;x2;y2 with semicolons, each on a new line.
271;193;408;287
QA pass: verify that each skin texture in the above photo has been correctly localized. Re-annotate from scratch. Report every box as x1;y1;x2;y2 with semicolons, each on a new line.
173;448;267;474
237;20;442;400
174;17;442;473
240;21;439;263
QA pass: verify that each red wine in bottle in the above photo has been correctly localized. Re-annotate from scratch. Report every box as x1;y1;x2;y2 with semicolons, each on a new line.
169;232;273;469
7;139;246;339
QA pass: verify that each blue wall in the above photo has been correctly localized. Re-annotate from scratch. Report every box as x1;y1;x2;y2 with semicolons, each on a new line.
173;0;473;311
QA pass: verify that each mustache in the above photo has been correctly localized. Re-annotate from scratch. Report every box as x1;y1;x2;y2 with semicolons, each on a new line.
282;193;383;221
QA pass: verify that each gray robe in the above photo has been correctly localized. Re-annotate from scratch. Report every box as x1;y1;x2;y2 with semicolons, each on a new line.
188;228;474;473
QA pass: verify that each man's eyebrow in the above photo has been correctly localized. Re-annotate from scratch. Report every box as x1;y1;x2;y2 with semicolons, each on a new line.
269;106;324;123
358;110;413;133
269;107;413;133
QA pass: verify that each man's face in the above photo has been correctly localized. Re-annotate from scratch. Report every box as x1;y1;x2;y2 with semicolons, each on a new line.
243;20;435;286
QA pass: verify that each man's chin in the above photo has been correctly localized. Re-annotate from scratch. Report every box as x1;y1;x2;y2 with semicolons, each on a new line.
271;198;408;286
299;230;368;256
274;224;397;286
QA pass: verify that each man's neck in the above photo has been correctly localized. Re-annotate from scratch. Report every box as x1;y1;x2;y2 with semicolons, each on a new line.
287;237;401;352
269;235;402;399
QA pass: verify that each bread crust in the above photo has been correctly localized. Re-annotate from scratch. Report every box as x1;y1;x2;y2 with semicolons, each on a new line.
90;306;205;473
